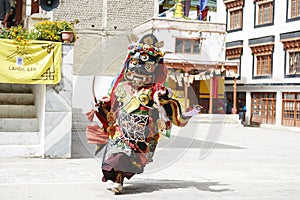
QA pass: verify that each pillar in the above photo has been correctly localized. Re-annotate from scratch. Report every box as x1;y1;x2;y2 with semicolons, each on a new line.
184;74;188;111
43;44;74;158
233;77;237;114
209;77;213;114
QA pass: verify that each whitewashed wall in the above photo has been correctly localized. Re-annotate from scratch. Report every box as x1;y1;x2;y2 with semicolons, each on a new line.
133;18;226;63
218;0;300;85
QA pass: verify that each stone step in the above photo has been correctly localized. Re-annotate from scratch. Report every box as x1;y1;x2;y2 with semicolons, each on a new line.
0;83;32;93
0;145;41;157
0;118;39;132
0;105;36;118
0;93;34;105
0;132;39;145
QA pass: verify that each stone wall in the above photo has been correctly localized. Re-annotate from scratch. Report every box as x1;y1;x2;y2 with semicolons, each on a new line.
106;0;155;31
53;0;103;30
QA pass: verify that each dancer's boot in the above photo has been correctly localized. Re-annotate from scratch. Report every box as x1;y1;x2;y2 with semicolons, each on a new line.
111;173;124;194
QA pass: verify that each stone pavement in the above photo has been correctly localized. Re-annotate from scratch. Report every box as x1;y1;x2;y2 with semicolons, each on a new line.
1;122;300;200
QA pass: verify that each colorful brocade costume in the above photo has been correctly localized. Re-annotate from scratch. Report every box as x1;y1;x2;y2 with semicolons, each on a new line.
86;34;200;194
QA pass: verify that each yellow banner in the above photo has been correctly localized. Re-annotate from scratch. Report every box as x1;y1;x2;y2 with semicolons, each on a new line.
0;39;62;84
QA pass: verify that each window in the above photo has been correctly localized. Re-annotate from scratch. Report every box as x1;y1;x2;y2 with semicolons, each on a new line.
256;54;272;76
230;9;242;30
175;39;183;53
280;31;300;77
258;2;273;24
254;0;274;27
184;40;192;53
224;0;244;31
288;51;300;74
249;41;274;78
282;92;300;127
175;38;200;54
291;0;300;18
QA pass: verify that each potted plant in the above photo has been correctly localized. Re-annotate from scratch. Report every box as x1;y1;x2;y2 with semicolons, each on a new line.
57;19;78;43
32;19;78;43
0;19;79;43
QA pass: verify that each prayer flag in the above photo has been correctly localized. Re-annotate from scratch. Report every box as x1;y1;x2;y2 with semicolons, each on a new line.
199;0;209;20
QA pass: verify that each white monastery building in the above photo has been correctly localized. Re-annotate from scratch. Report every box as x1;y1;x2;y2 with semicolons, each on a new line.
216;0;300;128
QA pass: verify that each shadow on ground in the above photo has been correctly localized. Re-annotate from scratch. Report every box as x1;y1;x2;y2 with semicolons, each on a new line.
71;130;244;159
122;179;232;195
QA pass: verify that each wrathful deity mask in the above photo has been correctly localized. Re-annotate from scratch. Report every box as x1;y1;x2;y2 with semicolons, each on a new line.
124;43;164;87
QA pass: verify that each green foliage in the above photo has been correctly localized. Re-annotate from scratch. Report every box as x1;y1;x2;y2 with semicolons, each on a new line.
0;19;79;43
32;21;62;42
33;20;78;42
0;25;34;42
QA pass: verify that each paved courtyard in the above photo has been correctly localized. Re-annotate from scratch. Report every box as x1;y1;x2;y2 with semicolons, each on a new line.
1;122;300;200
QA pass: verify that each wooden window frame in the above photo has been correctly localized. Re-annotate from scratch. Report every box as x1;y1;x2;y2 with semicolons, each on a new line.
251;92;276;125
249;43;274;79
282;92;300;127
287;0;300;22
288;51;300;74
291;0;300;18
256;54;272;76
251;93;263;118
175;38;201;54
261;98;276;124
254;0;274;27
280;37;300;77
229;8;243;30
258;2;273;25
224;0;244;32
